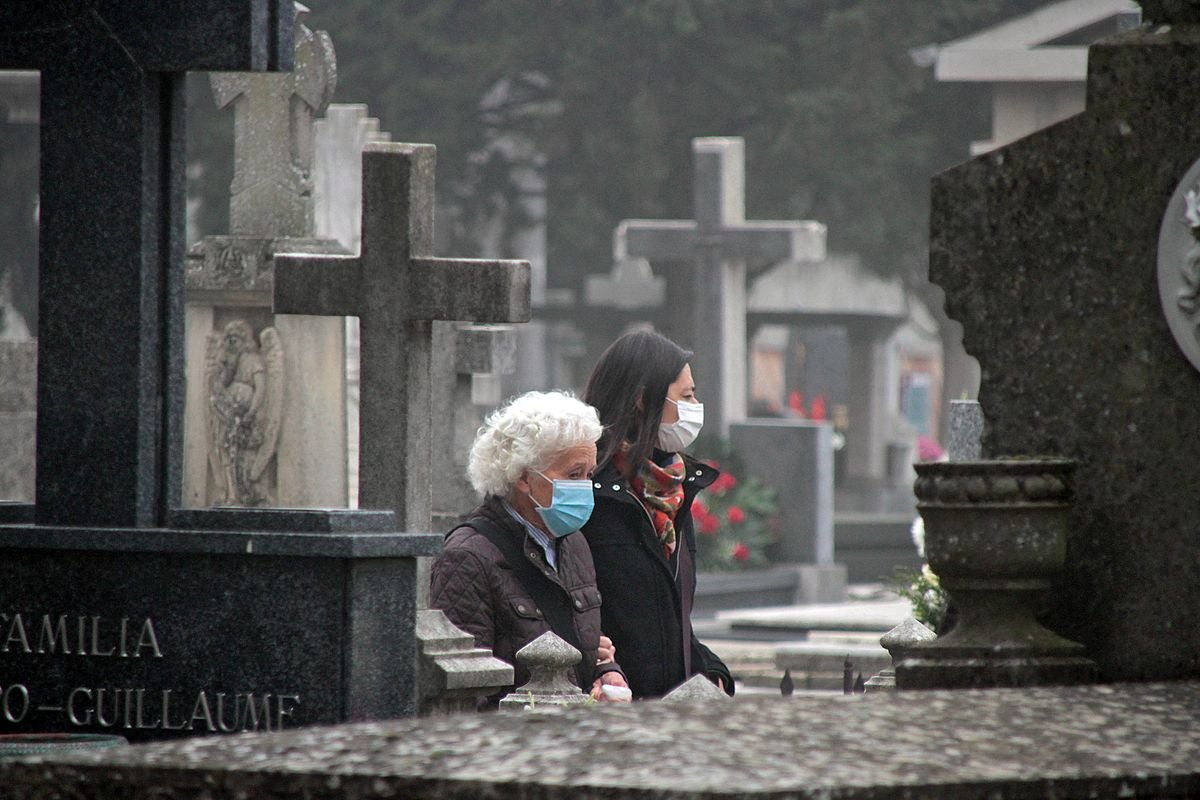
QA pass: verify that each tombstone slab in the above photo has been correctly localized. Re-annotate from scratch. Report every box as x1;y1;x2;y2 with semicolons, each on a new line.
929;6;1200;681
8;683;1200;798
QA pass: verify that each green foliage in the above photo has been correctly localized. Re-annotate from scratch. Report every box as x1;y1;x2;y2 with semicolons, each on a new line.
689;437;780;572
893;564;949;631
186;0;1053;297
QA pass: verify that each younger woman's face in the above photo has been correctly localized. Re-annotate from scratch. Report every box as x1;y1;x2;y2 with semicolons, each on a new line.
660;364;696;425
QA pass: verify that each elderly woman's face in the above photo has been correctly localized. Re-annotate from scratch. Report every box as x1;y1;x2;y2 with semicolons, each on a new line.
527;441;597;508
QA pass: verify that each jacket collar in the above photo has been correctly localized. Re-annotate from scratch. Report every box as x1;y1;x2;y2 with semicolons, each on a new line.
592;453;719;501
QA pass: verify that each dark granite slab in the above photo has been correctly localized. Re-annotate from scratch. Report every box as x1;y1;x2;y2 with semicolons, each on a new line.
4;682;1199;798
929;21;1200;682
0;533;437;739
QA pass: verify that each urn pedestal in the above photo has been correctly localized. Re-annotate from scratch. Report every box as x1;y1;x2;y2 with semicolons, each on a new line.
896;459;1096;689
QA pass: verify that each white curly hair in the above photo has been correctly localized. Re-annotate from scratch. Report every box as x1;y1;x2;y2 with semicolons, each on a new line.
467;390;602;498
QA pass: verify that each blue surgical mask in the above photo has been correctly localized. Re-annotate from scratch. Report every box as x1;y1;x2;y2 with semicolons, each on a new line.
530;470;595;537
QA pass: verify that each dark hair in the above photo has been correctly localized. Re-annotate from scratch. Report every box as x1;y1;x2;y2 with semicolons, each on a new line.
583;330;692;479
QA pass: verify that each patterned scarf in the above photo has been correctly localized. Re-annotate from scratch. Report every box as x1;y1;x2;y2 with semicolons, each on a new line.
616;445;686;557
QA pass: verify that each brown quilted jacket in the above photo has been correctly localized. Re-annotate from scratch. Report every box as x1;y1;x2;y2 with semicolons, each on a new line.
430;495;621;708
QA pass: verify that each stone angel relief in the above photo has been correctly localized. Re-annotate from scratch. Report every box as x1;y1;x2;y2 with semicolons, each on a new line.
205;320;284;506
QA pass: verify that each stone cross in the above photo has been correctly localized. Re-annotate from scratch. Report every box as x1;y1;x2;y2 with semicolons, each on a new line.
617;137;825;434
274;143;531;530
213;5;335;237
0;2;292;528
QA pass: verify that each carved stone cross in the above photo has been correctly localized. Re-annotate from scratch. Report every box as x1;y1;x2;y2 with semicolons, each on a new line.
274;143;530;530
0;2;292;528
617;137;825;434
212;5;336;237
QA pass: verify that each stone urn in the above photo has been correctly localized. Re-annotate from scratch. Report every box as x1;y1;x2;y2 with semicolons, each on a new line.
895;459;1096;689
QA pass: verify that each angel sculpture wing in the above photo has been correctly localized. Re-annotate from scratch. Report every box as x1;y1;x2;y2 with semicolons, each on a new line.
249;327;285;483
203;330;227;488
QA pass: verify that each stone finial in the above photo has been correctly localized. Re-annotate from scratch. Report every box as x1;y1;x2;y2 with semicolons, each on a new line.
661;674;731;703
498;631;588;710
1139;1;1200;24
947;400;983;461
864;616;937;693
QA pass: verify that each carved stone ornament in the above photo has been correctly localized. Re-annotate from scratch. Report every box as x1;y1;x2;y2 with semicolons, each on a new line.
204;320;284;506
1156;158;1200;374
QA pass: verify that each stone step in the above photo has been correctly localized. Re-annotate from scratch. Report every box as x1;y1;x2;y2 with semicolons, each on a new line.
717;599;911;635
774;641;890;675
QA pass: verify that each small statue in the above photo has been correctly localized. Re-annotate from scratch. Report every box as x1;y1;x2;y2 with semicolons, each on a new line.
205;320;283;506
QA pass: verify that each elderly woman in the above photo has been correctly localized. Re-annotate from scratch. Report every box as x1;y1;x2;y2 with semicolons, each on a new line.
430;390;629;708
581;331;734;699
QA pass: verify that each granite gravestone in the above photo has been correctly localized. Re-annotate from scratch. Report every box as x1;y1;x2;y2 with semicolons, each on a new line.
0;2;443;740
616;137;826;435
727;420;834;562
183;5;351;509
929;0;1200;681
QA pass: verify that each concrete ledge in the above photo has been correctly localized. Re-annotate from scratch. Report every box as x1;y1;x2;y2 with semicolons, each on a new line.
7;682;1199;798
0;524;443;558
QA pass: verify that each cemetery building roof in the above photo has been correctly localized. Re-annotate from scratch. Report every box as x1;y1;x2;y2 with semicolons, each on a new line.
933;0;1140;82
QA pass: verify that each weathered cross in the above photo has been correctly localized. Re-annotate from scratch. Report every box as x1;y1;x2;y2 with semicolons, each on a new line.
212;5;336;237
0;2;292;527
274;143;531;530
616;137;826;435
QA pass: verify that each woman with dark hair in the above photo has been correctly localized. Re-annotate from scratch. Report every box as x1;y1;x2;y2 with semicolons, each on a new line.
581;330;734;698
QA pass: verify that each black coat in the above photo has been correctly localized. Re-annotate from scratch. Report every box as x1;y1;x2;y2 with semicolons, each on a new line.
582;453;734;699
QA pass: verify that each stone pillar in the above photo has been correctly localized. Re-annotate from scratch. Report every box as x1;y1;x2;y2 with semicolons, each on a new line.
845;327;893;484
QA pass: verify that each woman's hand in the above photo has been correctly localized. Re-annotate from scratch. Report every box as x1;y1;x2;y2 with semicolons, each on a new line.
590;670;631;702
596;634;616;664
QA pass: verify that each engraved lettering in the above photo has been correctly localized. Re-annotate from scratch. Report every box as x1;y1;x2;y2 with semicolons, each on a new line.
94;688;118;727
189;691;216;733
37;614;71;654
90;616;115;657
4;613;30;654
215;692;238;733
67;687;93;725
135;619;162;658
240;693;273;732
118;617;129;658
161;689;187;730
1;684;29;723
135;688;159;729
123;688;133;729
77;616;86;655
275;694;300;730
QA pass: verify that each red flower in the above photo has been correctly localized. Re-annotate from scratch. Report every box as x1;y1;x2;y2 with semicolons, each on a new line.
699;513;720;535
732;542;750;562
726;505;746;525
710;472;738;495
